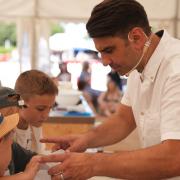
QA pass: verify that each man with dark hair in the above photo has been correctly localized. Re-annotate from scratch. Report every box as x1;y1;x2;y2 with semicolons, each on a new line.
87;0;151;38
41;0;180;179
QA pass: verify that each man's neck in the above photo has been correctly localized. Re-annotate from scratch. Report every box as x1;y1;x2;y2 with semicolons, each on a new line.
141;33;161;72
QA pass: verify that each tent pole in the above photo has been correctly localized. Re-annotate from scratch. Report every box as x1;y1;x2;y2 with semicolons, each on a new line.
174;0;179;38
31;0;38;69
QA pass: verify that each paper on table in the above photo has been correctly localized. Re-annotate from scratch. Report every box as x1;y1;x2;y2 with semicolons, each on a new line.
35;149;65;180
66;104;85;112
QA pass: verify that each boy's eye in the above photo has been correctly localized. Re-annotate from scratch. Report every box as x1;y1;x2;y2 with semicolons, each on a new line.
36;107;46;111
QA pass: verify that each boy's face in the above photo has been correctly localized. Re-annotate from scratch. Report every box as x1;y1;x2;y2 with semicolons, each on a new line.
19;94;56;127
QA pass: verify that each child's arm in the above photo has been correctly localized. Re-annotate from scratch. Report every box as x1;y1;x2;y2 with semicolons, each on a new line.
0;172;30;180
11;142;37;174
1;156;41;180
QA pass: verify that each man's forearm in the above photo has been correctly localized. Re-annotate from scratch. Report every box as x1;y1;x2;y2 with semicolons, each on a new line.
92;140;180;179
85;112;136;149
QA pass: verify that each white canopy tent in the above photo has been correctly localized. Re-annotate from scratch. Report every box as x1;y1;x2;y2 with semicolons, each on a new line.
0;0;179;20
0;0;179;73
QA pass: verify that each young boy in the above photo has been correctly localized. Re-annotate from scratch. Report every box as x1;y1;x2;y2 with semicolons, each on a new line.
14;69;58;154
0;86;41;179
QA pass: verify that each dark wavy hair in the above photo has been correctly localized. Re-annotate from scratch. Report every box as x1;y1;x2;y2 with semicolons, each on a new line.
86;0;151;38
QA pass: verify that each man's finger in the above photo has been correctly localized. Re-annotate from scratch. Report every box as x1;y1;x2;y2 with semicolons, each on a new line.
41;154;67;163
48;163;64;175
40;137;65;143
52;144;61;152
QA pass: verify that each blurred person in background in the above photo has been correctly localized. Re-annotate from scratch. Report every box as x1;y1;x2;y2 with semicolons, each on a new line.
79;61;91;86
108;69;123;91
56;62;71;82
98;73;123;117
78;61;101;110
77;79;97;114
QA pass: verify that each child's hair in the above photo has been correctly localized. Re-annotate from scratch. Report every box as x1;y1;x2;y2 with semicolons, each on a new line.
14;69;58;101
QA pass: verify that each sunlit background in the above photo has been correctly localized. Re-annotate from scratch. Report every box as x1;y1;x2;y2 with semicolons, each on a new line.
0;0;179;92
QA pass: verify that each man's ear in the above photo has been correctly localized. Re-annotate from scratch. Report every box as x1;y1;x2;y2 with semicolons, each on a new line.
128;27;147;49
128;31;141;42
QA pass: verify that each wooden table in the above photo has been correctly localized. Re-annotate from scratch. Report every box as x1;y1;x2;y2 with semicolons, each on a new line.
42;96;95;149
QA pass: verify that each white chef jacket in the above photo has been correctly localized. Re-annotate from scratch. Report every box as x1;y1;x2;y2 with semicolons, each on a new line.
121;30;180;180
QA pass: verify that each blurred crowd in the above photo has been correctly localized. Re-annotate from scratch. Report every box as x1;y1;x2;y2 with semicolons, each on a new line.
53;60;124;117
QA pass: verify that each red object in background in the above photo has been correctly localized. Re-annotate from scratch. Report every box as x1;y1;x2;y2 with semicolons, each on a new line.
0;53;10;61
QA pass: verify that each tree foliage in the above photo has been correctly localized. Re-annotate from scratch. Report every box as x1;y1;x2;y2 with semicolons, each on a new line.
51;23;65;35
0;22;16;46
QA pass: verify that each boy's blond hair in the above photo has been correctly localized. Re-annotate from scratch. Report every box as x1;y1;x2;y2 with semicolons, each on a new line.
14;69;58;101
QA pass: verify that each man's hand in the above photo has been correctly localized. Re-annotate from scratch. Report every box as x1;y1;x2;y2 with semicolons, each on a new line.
40;134;88;152
41;152;97;180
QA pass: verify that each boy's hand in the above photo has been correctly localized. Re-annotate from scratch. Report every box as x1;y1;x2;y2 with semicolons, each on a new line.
24;155;41;180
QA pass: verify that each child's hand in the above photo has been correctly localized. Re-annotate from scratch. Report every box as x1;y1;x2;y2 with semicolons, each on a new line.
24;155;41;180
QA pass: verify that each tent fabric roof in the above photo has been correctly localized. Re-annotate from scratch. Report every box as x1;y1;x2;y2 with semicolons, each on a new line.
139;0;179;19
0;0;102;20
0;0;179;20
0;0;179;72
